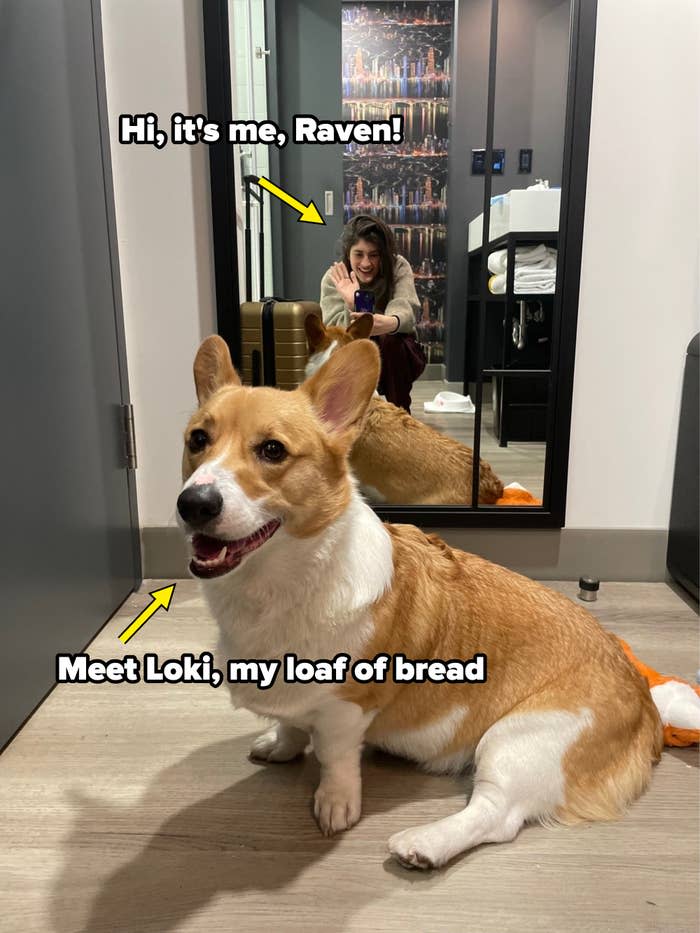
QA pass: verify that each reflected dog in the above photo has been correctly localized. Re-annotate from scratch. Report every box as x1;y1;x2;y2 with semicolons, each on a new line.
304;314;503;505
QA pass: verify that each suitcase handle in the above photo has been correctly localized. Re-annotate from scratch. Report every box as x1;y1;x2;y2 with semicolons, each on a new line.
244;175;265;301
251;349;262;387
261;301;277;386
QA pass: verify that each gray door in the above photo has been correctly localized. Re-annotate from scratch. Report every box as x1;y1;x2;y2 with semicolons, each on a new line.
0;1;141;747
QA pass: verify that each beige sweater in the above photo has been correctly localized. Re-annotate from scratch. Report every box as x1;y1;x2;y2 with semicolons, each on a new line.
319;255;420;335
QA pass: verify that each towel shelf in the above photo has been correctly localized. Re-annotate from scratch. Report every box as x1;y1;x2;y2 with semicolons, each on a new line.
468;293;556;302
465;231;558;446
482;368;551;377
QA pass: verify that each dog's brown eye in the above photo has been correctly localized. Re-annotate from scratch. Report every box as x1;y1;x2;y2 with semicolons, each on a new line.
258;439;287;463
188;429;209;453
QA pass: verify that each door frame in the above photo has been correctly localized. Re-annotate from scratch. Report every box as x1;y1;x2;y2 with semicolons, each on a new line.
93;0;142;574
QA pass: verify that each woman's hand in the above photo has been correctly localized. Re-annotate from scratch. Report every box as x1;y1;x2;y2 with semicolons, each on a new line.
329;262;359;310
349;312;400;336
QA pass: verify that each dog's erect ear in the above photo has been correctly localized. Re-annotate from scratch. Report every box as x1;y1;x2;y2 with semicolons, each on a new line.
300;340;380;445
193;335;241;404
347;312;374;341
304;313;327;353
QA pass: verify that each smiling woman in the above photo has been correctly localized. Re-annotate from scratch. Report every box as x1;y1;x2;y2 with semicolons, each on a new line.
320;213;427;412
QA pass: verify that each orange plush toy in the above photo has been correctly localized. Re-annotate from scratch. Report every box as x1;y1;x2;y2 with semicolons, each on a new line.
618;638;700;746
469;477;697;745
496;483;542;506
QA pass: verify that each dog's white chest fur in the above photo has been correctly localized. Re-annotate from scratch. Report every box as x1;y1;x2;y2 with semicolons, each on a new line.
200;491;393;723
218;612;373;722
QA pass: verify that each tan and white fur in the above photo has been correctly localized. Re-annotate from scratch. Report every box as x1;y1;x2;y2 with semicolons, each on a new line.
304;314;504;505
178;336;663;870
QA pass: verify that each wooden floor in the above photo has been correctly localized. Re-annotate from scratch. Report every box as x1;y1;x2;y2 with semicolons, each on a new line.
2;579;698;933
411;380;546;499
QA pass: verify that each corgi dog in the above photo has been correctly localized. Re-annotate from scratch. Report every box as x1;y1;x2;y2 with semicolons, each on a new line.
304;314;504;505
177;335;663;870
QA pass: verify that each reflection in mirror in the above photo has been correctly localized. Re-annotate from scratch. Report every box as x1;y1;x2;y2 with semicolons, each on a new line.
305;308;505;507
469;0;571;507
479;386;545;505
225;0;573;510
340;0;496;506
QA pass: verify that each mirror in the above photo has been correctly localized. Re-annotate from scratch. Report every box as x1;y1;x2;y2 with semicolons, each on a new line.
468;0;571;508
205;0;595;524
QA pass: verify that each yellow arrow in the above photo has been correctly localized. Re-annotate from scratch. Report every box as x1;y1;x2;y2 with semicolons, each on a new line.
118;584;176;645
257;176;325;224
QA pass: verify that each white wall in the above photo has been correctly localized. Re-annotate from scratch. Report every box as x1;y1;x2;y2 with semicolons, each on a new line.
102;0;699;532
101;0;217;528
566;0;699;528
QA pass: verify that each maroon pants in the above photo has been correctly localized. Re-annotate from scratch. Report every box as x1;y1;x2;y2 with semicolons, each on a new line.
372;334;426;413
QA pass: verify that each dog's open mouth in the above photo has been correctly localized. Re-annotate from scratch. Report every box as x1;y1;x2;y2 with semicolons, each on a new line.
189;519;281;579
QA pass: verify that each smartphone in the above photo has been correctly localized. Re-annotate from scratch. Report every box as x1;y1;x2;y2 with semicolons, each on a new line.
354;289;375;314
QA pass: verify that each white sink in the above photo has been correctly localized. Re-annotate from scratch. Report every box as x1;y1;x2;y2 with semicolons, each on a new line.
468;188;561;251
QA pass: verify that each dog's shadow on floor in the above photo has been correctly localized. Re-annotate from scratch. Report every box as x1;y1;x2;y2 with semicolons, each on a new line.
50;734;467;932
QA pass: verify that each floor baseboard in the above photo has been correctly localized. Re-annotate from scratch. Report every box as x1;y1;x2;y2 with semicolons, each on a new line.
142;526;670;583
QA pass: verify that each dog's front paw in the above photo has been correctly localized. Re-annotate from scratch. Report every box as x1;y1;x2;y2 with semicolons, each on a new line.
249;726;307;763
313;780;361;836
387;825;444;871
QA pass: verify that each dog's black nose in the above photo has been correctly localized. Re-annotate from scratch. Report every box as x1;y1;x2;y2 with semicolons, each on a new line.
177;484;223;527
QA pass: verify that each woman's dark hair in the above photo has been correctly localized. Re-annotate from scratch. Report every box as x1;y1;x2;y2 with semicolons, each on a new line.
340;214;396;311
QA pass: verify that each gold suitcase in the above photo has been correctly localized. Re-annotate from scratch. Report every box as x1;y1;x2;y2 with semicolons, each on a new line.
239;299;321;390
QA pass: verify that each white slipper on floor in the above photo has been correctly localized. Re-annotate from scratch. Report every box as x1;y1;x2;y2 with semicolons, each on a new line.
423;391;476;414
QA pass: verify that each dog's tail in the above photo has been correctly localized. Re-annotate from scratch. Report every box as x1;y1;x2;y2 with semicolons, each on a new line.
618;637;700;746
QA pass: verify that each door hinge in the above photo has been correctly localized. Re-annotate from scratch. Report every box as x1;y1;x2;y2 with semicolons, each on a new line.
122;403;137;469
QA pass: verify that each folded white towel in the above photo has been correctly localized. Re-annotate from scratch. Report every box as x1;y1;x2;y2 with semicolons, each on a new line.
514;275;555;285
514;267;556;280
490;272;556;293
515;244;550;264
514;269;557;282
514;263;556;291
516;254;557;273
514;278;555;294
488;244;556;275
487;249;507;275
514;281;556;293
514;284;555;294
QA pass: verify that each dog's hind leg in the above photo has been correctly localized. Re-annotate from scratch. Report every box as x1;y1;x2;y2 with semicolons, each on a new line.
249;722;309;762
388;708;594;870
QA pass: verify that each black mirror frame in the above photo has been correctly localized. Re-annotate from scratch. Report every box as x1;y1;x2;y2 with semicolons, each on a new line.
202;0;598;529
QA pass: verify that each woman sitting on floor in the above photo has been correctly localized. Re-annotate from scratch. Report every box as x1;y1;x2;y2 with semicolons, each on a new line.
319;213;426;413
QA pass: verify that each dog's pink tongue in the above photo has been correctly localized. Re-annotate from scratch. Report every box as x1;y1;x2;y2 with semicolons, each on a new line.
192;534;227;560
